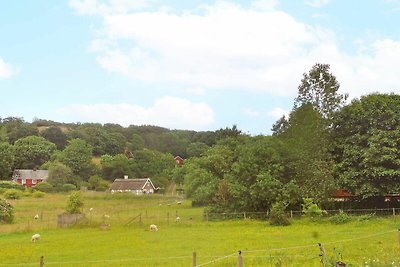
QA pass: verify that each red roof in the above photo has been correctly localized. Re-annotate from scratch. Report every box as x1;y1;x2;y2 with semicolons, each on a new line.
332;189;353;197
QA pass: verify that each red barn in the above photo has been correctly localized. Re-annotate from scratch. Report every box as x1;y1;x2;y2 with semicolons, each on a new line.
12;169;49;187
174;156;184;166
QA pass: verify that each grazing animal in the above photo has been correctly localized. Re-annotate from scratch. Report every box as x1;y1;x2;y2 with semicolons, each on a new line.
177;201;182;205
31;234;41;242
175;216;180;222
103;214;110;219
150;224;158;231
34;214;39;220
89;208;94;212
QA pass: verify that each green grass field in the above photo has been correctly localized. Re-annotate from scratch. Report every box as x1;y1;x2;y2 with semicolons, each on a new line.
1;192;400;266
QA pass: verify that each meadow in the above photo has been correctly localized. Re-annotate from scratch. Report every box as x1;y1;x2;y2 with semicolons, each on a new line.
1;192;400;267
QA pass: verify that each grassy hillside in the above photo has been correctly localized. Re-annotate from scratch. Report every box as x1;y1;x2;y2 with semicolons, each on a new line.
1;192;400;266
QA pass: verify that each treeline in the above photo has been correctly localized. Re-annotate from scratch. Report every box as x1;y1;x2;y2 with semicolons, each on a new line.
0;109;242;191
171;64;400;212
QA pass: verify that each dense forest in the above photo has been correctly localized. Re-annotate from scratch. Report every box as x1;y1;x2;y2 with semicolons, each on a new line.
1;64;399;212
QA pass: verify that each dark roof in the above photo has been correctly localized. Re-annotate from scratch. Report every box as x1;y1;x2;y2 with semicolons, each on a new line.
109;178;155;191
12;169;49;180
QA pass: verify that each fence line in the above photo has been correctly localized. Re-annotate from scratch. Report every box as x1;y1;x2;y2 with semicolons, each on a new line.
1;229;398;266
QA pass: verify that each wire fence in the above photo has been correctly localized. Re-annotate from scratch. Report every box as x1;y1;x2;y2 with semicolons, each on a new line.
204;207;400;221
2;229;398;267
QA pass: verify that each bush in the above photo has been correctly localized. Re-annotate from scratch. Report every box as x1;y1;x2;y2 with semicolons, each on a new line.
34;182;53;193
0;198;14;223
3;189;22;199
32;191;46;198
62;184;77;192
66;191;84;214
95;180;109;191
0;181;23;190
330;211;352;224
269;202;291;226
302;198;327;219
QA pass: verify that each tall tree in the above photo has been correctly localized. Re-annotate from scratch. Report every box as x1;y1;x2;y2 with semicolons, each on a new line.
280;104;335;203
0;142;14;179
13;136;56;169
57;139;95;180
333;93;400;198
40;126;67;149
294;63;347;121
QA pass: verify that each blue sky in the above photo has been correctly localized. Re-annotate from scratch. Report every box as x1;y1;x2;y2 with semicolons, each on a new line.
1;0;399;135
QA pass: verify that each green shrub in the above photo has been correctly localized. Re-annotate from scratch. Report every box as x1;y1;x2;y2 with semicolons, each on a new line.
3;189;22;199
34;182;53;193
66;191;84;214
62;184;77;192
32;191;46;198
0;181;23;190
330;211;352;224
269;202;291;226
95;180;109;191
302;198;327;219
0;198;14;223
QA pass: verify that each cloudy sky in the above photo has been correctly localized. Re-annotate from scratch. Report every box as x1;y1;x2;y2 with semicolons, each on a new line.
1;0;399;135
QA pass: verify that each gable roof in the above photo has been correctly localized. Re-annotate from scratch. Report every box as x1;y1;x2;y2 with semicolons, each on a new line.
109;178;155;191
12;169;49;180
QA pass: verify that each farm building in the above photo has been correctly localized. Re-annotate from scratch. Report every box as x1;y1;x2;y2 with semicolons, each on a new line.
174;156;184;166
12;169;48;187
109;176;157;194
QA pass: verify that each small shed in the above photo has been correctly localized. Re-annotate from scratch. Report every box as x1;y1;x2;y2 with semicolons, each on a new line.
12;169;49;187
109;177;156;195
174;156;184;166
331;189;354;202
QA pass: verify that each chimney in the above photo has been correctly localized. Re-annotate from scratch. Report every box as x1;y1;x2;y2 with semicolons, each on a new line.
124;175;128;180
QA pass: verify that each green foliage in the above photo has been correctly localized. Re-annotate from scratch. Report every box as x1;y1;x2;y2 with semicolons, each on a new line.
3;189;22;199
294;63;347;121
34;181;53;192
127;133;145;151
186;142;209;158
100;154;132;181
13;135;56;169
66;191;84;214
47;161;74;187
330;211;352;224
0;198;14;223
333;93;400;198
62;184;77;192
301;198;327;219
57;138;95;180
40;126;67;149
269;202;291;226
280;104;335;203
32;191;46;198
0;181;23;190
0;142;14;180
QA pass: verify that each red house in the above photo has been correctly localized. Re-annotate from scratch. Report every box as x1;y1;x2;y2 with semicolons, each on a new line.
174;156;184;166
12;169;49;187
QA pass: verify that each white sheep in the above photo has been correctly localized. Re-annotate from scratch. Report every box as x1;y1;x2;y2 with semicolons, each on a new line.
103;214;110;219
89;208;94;212
149;224;158;231
31;234;41;242
34;214;39;220
175;216;180;222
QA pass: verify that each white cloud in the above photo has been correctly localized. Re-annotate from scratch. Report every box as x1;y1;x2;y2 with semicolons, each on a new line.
70;0;400;99
0;58;18;80
69;0;150;15
267;107;289;119
243;108;260;117
57;96;214;130
304;0;330;8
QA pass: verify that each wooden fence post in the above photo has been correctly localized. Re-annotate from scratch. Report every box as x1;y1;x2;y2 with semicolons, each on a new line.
290;210;293;219
192;251;197;267
393;208;396;216
243;212;246;220
167;212;170;225
318;243;327;266
139;213;142;225
237;251;243;267
39;256;44;267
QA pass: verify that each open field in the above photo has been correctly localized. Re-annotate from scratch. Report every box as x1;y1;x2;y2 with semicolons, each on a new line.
1;192;400;266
